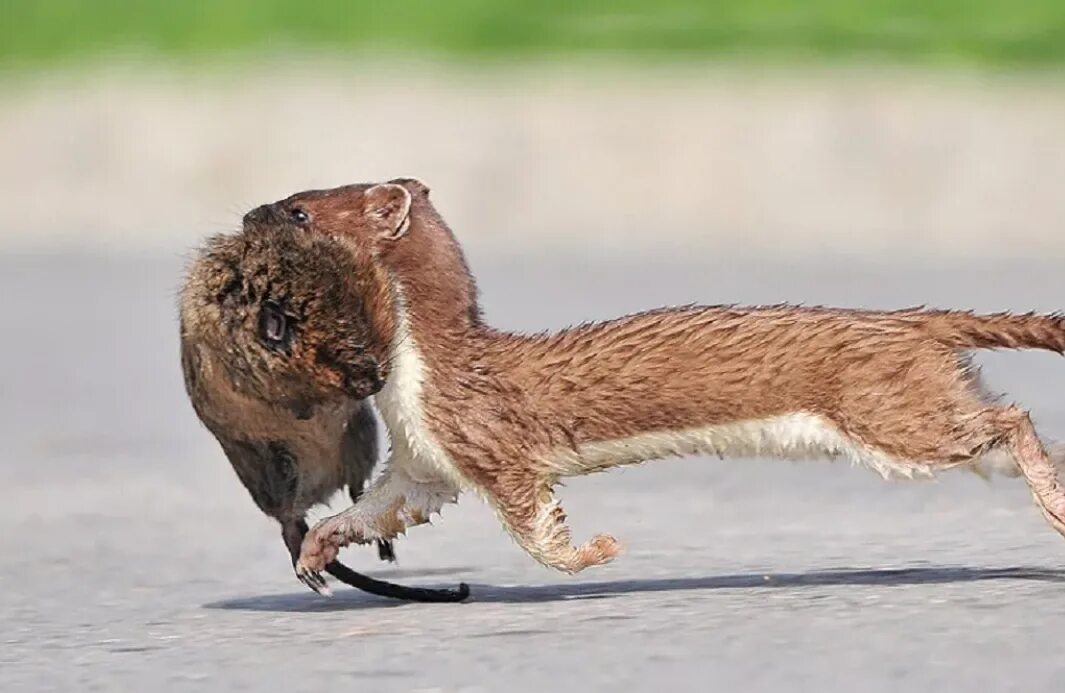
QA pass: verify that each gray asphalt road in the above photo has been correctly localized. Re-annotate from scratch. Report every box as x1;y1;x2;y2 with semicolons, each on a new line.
3;249;1065;692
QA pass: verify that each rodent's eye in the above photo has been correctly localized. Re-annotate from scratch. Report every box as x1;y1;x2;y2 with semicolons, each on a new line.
290;207;309;224
258;301;290;347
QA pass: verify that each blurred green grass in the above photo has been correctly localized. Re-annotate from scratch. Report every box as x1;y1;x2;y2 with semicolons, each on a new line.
3;0;1065;67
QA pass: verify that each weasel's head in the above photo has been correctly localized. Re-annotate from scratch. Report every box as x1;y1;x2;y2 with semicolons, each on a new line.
241;179;426;250
244;178;482;325
180;224;394;419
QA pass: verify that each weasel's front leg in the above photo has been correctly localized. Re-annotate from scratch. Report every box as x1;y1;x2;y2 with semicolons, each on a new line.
295;466;458;592
490;473;622;574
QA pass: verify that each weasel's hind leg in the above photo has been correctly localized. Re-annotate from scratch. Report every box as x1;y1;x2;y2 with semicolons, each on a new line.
970;439;1065;479
488;473;620;574
992;407;1065;536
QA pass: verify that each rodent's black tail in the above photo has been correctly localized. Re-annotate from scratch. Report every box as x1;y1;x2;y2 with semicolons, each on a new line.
286;518;468;603
923;310;1065;353
324;560;470;603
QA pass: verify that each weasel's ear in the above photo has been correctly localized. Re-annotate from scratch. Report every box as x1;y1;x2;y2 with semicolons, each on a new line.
387;177;430;197
363;184;412;240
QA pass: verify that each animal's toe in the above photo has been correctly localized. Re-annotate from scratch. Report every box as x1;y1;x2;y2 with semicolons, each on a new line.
295;563;333;596
589;533;622;561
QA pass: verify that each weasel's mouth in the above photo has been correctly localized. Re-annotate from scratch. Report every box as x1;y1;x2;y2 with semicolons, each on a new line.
240;205;303;235
242;203;281;231
348;370;385;400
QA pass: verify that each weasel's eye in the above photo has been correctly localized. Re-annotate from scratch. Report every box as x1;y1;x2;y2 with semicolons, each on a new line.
290;207;309;224
258;302;290;347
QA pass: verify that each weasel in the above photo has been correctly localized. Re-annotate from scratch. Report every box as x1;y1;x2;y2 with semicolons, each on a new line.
236;179;1065;587
180;222;468;601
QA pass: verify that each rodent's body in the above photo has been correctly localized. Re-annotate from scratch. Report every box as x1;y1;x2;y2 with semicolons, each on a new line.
229;179;1065;581
181;340;374;522
179;227;435;597
180;226;472;600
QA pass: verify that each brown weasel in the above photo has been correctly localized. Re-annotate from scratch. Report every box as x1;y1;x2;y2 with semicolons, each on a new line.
244;179;1065;585
180;221;468;601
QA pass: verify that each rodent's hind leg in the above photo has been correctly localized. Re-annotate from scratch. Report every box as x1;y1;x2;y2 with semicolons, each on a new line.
489;473;621;574
295;467;458;587
282;518;331;595
376;540;397;562
282;518;311;566
344;402;396;563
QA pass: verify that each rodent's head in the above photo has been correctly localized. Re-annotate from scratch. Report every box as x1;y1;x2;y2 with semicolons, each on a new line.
180;224;394;416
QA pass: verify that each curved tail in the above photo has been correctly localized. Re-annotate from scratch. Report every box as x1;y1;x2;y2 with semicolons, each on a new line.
923;310;1065;353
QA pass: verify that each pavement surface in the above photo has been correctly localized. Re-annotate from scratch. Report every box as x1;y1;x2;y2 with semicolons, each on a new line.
3;249;1065;692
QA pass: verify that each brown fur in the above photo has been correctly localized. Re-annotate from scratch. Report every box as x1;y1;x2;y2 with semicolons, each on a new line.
243;180;1065;578
179;224;398;575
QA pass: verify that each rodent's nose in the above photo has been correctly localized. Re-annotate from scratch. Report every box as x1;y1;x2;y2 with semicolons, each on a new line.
243;204;276;227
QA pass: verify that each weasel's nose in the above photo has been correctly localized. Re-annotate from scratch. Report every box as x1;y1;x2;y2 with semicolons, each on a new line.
243;204;277;227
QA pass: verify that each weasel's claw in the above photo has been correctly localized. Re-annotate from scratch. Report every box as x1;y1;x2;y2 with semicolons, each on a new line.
296;564;333;597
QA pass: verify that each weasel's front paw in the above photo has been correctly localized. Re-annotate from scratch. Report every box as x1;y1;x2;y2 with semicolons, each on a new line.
294;520;345;596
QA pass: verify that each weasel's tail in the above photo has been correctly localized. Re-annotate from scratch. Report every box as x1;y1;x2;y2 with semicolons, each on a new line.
923;311;1065;353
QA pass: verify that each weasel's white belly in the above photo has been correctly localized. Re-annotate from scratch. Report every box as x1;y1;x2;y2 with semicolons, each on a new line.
549;413;928;479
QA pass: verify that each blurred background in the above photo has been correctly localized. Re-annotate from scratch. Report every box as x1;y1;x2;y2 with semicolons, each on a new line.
3;2;1065;691
3;0;1065;256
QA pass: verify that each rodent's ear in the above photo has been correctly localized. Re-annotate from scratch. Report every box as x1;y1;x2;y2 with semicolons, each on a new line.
363;184;412;240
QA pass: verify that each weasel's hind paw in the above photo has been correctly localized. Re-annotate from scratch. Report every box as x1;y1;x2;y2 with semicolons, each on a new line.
571;534;622;572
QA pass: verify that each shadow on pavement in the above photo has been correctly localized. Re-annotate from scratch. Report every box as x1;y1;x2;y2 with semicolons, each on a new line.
204;565;1065;612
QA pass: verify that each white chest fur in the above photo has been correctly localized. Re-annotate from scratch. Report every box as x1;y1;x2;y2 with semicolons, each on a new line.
373;294;468;488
